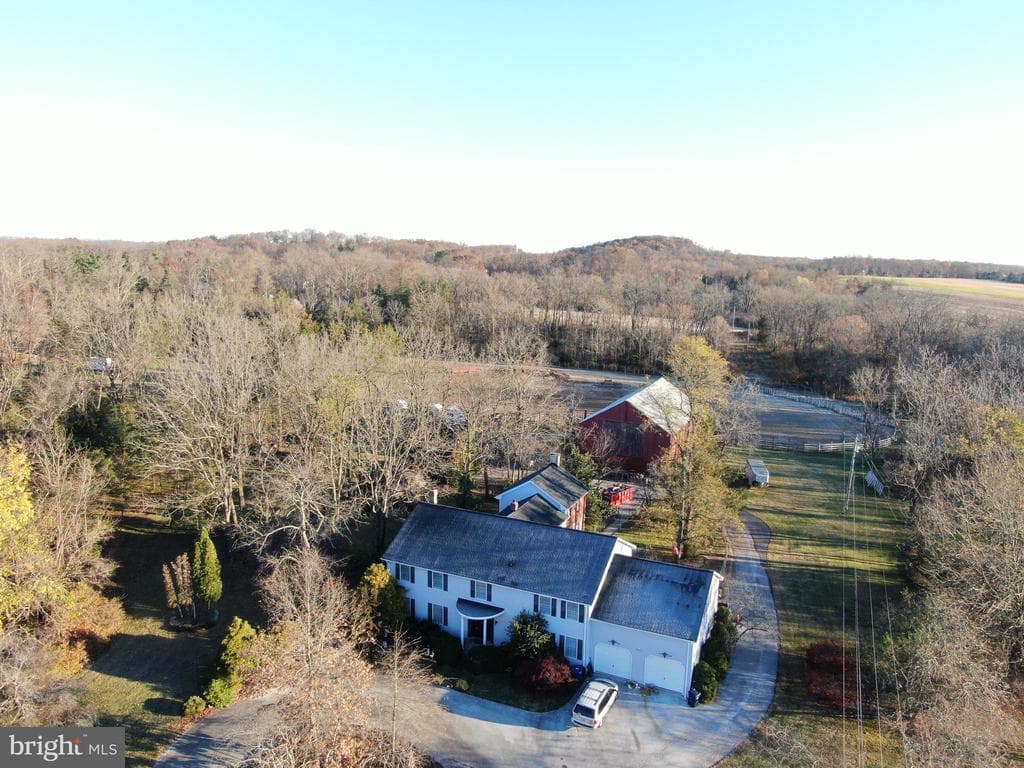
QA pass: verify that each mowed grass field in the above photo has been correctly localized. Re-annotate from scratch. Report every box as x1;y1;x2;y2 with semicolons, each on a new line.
719;448;909;767
860;276;1024;315
890;276;1024;299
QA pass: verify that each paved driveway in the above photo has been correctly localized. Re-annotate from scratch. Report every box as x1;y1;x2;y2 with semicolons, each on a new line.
374;514;779;768
154;516;777;768
154;689;284;768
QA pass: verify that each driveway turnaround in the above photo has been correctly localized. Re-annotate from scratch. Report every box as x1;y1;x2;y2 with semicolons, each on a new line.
153;515;777;767
374;514;779;768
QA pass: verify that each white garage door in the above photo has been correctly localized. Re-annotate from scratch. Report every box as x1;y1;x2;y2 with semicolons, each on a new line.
593;643;632;679
644;655;688;693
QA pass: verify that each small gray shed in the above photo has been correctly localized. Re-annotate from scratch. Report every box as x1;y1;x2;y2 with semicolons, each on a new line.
746;459;770;488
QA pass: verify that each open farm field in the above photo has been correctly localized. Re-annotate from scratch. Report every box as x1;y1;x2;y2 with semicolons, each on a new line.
865;276;1024;315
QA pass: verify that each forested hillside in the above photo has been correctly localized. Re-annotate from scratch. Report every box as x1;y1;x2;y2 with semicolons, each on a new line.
4;232;1021;391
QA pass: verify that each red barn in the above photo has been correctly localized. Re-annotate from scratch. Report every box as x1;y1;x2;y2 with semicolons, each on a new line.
580;377;691;473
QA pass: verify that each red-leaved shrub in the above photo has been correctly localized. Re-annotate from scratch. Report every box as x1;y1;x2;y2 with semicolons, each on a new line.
514;653;575;693
805;641;859;710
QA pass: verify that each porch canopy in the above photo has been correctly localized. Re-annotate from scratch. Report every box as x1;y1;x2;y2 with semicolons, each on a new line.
455;598;504;620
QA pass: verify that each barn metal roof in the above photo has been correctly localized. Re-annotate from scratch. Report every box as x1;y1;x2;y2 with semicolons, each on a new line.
582;377;691;435
591;555;717;641
383;503;620;604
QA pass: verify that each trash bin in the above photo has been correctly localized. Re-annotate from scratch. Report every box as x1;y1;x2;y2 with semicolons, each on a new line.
570;664;586;679
687;687;701;707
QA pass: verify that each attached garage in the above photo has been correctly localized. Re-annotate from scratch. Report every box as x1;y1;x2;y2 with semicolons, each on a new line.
587;555;723;696
644;655;689;693
593;642;632;679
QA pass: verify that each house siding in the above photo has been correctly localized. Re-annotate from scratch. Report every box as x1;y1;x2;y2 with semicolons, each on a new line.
590;618;697;692
385;560;594;656
495;480;550;514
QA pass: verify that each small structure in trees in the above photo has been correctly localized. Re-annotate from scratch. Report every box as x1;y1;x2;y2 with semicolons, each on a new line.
495;454;589;529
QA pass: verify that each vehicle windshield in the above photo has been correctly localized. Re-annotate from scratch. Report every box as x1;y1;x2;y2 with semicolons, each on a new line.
573;705;596;718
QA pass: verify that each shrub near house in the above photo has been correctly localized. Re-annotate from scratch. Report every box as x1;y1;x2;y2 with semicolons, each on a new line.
693;606;738;703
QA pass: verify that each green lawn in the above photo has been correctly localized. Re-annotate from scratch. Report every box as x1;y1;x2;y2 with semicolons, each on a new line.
617;502;677;559
719;448;909;767
75;513;262;767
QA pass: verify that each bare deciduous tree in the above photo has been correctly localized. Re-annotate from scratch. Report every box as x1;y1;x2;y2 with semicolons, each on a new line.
253;550;375;766
145;311;270;525
28;431;110;588
376;630;432;768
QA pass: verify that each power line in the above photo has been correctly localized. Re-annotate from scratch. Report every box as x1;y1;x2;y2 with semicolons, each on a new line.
841;444;854;768
860;464;885;768
875;485;912;768
851;444;866;766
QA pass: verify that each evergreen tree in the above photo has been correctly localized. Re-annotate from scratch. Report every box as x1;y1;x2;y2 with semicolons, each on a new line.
192;527;223;610
356;562;406;632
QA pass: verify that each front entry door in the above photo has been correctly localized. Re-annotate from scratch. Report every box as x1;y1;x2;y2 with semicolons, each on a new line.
467;619;484;644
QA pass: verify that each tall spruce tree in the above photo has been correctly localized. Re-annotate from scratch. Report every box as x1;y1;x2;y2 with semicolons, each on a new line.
192;527;223;610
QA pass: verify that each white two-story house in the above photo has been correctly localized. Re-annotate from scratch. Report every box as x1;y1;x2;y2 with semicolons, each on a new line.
382;503;722;693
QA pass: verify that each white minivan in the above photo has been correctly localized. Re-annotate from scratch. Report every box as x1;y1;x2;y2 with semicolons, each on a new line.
571;678;619;728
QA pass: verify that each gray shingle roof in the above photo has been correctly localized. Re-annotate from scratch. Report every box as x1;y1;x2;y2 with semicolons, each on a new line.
502;463;589;511
591;555;716;641
383;503;619;604
506;494;567;526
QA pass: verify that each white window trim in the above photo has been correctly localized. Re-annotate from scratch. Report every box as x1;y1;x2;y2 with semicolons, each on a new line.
560;599;585;623
534;594;557;617
428;602;448;627
560;633;583;661
470;580;492;601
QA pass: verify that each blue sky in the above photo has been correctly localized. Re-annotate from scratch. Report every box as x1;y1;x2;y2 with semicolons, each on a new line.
2;1;1022;263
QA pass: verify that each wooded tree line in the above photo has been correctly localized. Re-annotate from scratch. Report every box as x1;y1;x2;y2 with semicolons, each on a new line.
879;347;1024;767
0;235;568;759
5;234;1021;392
